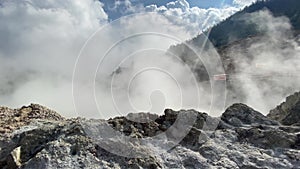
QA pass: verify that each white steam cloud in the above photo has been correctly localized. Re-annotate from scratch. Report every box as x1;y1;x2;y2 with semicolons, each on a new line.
1;0;223;118
72;13;223;119
224;9;300;114
0;0;107;117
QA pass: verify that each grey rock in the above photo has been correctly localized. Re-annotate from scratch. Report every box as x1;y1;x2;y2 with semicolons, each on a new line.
268;91;300;125
1;94;300;168
236;126;298;149
221;103;279;127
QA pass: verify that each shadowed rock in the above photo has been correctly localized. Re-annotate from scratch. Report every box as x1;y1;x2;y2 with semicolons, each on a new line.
268;91;300;125
221;103;279;127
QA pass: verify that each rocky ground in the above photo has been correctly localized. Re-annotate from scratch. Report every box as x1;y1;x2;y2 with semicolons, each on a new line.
0;92;300;169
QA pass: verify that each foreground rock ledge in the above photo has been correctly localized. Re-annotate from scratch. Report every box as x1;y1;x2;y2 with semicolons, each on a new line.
0;93;300;169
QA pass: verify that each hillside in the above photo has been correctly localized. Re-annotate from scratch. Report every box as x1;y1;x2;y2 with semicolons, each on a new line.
205;0;300;48
170;0;300;54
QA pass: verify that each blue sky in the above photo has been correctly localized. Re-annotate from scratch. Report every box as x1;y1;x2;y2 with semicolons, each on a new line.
188;0;234;8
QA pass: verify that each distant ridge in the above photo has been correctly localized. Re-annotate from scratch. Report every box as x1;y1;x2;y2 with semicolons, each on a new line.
198;0;300;48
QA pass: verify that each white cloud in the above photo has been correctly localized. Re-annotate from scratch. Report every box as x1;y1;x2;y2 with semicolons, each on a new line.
145;0;239;35
111;0;143;13
99;0;242;36
166;0;190;10
233;0;257;7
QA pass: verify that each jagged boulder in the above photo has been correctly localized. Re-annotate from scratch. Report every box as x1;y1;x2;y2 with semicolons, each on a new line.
108;109;209;146
219;102;300;149
0;104;65;169
0;103;64;135
221;103;279;127
268;92;300;125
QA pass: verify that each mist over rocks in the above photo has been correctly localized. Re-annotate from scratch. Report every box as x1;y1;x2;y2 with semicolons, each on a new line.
0;92;300;168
